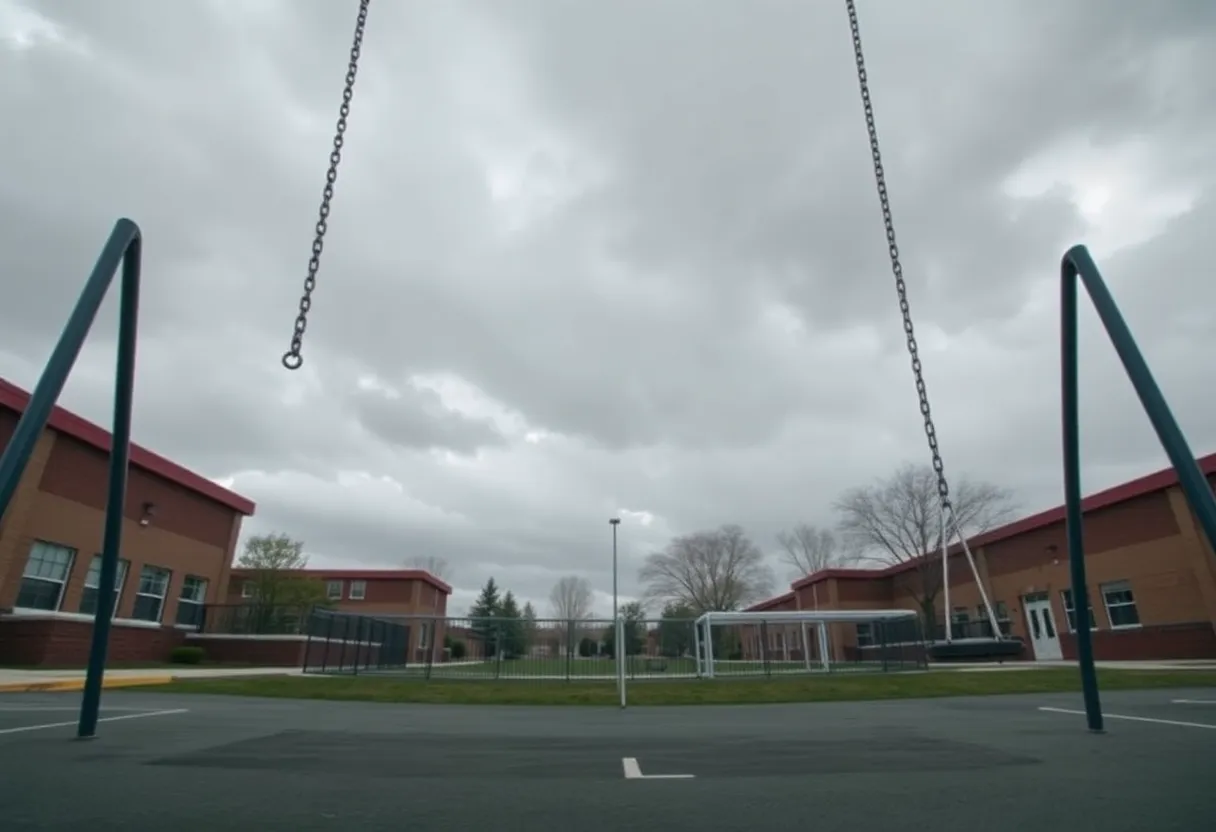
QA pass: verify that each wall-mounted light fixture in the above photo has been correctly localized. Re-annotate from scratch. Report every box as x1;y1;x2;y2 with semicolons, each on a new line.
139;501;157;528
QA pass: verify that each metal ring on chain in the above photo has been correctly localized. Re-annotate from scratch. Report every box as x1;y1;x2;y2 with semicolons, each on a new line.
845;0;952;509
281;0;372;371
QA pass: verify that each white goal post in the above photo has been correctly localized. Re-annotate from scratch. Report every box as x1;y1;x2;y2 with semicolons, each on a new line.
693;609;920;678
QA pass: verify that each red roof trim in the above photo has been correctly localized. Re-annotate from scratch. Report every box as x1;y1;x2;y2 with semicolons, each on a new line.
0;376;255;516
791;452;1216;592
230;567;452;595
744;591;795;612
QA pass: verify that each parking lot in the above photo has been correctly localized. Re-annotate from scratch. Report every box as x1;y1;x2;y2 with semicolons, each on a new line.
2;687;1215;830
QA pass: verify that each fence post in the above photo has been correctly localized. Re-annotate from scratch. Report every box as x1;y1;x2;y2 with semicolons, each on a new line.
494;623;503;680
759;621;770;677
336;615;351;673
565;619;573;681
425;618;436;680
320;612;335;673
302;609;315;673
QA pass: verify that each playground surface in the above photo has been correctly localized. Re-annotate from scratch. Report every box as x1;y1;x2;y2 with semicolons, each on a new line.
2;687;1214;831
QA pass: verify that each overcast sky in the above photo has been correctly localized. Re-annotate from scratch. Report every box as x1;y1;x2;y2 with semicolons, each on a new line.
2;0;1214;617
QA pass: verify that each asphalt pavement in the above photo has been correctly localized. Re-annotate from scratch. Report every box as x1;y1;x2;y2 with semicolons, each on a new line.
1;687;1214;831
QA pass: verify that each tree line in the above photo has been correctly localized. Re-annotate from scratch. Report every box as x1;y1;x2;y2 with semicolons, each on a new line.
634;462;1017;629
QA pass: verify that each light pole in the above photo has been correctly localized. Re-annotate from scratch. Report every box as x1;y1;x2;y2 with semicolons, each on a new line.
609;517;623;708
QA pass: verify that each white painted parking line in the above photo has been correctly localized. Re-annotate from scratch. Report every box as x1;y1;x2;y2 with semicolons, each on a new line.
1171;699;1216;705
1039;706;1216;730
621;757;695;780
0;708;188;736
0;707;150;713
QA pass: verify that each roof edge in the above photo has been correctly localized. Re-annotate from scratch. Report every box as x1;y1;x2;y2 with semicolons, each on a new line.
230;567;453;595
0;377;255;516
791;452;1216;592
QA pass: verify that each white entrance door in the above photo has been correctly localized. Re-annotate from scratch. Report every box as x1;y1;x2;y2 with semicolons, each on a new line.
1022;594;1063;661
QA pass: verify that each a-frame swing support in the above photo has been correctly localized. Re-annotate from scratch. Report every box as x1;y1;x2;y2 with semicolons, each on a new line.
1061;246;1216;733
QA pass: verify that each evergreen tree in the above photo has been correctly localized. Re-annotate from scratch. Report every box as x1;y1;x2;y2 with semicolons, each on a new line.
497;591;526;659
521;601;538;657
603;601;647;658
658;600;696;658
469;577;501;658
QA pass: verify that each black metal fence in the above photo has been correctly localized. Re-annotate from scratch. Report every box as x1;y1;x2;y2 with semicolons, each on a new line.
301;609;412;674
294;614;931;680
198;603;315;636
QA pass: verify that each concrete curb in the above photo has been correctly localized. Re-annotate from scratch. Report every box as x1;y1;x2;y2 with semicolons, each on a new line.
0;675;175;694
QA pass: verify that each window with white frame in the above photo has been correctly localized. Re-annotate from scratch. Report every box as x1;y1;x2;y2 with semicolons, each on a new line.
1060;588;1099;633
856;622;874;648
1101;581;1141;629
950;606;970;639
132;565;172;622
176;575;208;628
349;580;366;600
976;601;1012;636
79;555;129;618
16;541;76;611
241;581;255;599
419;621;432;650
326;580;343;600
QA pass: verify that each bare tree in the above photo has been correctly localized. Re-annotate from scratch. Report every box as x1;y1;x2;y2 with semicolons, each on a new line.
834;463;1017;630
549;576;594;657
548;576;594;621
775;523;854;579
638;524;775;613
407;555;453;582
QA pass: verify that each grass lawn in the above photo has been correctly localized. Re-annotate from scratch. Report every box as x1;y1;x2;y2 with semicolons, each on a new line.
413;657;819;679
159;668;1216;707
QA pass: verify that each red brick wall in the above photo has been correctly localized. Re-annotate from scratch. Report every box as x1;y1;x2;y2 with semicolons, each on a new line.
187;635;394;669
0;616;185;666
1060;622;1216;661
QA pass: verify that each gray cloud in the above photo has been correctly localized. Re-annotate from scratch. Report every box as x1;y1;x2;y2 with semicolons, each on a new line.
3;0;1215;615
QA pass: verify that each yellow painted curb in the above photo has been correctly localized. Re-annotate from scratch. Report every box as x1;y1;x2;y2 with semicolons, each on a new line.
0;675;175;694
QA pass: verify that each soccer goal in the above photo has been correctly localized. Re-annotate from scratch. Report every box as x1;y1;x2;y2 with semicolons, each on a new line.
693;609;927;678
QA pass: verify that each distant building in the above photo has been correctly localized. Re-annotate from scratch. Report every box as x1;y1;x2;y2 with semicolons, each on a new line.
225;567;451;662
743;455;1216;663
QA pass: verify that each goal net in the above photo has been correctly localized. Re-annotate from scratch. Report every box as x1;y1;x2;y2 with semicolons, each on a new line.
693;609;927;677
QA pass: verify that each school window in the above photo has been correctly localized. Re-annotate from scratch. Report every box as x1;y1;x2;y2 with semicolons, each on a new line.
79;555;129;618
1101;581;1141;629
176;576;209;628
950;606;970;638
241;581;255;599
349;580;367;600
326;580;343;600
856;622;874;647
16;541;76;611
132;565;172;623
1060;589;1099;633
976;601;1012;636
419;621;432;649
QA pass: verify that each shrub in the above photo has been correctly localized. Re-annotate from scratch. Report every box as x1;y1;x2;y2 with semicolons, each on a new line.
169;646;205;665
450;639;467;660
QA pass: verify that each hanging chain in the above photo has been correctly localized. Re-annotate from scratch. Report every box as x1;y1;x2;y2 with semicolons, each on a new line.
282;0;372;371
845;0;952;509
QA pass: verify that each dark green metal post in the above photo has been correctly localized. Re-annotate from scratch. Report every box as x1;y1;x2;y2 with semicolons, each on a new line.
0;222;140;524
1060;250;1102;732
0;219;142;740
1062;244;1216;733
78;223;143;739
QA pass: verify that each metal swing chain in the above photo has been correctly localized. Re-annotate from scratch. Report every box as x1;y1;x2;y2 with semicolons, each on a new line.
282;0;372;371
845;0;953;512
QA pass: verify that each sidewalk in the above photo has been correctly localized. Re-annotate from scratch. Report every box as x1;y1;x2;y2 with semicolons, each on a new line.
0;666;298;693
937;659;1216;673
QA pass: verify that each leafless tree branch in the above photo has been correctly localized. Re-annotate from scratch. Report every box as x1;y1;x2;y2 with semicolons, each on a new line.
638;524;775;613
